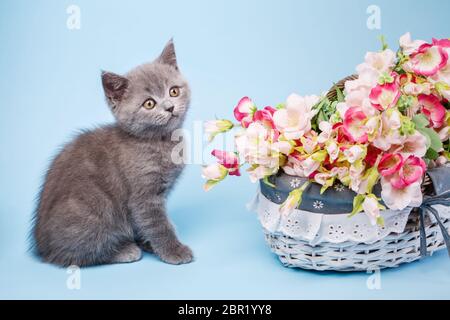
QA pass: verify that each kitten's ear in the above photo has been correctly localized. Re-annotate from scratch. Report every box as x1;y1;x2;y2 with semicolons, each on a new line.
101;71;129;107
157;39;178;70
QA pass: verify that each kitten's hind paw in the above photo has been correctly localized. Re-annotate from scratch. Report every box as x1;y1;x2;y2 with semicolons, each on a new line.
157;243;194;265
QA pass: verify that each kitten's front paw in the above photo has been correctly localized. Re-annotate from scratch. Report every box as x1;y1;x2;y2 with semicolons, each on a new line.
157;243;194;265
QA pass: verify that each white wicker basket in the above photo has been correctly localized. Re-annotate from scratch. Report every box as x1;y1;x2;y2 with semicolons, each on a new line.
263;217;450;272
254;167;450;272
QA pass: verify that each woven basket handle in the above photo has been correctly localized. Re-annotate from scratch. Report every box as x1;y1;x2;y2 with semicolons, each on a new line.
325;74;358;101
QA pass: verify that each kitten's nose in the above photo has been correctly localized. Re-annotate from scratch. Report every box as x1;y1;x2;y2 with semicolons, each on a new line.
166;105;175;113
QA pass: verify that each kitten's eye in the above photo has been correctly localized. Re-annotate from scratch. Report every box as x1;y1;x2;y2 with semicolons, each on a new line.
142;98;156;109
169;86;180;97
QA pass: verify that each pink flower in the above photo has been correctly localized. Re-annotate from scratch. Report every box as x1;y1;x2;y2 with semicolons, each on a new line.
253;106;277;129
211;149;240;176
234;97;256;128
433;38;450;48
365;145;383;167
409;43;448;77
418;94;446;128
342;107;368;143
378;153;403;177
389;155;426;189
369;81;401;111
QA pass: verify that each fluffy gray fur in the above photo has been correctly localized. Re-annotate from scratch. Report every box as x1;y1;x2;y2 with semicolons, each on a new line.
32;40;193;267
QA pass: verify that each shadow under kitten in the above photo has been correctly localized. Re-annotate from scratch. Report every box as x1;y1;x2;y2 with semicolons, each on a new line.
31;40;193;267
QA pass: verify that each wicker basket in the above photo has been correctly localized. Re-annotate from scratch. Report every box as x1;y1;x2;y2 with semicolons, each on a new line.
258;76;450;272
263;217;450;272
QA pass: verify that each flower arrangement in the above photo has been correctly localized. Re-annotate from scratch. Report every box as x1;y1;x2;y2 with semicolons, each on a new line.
202;33;450;226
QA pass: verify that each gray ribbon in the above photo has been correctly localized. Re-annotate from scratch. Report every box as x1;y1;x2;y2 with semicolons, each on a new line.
417;191;450;258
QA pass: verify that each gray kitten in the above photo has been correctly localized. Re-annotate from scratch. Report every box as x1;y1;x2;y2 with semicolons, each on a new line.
32;40;193;267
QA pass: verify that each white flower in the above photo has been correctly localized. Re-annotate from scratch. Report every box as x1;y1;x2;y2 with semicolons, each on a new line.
344;145;366;164
201;163;226;180
204;119;233;142
372;110;404;151
282;156;320;178
403;82;432;96
271;141;293;155
399;32;426;56
356;49;396;75
290;178;302;189
392;131;427;158
312;200;324;210
235;122;280;169
381;178;423;211
273;93;319;140
336;102;350;119
349;162;365;193
362;196;381;226
202;163;228;191
247;165;277;183
326;140;339;162
318;121;333;143
314;172;332;186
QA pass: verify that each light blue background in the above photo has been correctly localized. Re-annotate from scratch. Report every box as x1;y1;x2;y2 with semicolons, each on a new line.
1;0;450;299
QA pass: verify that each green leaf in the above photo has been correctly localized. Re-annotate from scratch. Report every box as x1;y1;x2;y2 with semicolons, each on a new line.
335;86;345;102
417;127;443;152
263;176;276;188
317;110;327;124
311;150;328;162
425;148;439;160
378;72;394;85
361;167;380;195
412;114;430;129
313;98;327;111
378;35;388;51
348;194;365;217
376;216;385;227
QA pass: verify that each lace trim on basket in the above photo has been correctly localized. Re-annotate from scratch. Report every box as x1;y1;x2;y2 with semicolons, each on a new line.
254;190;450;245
